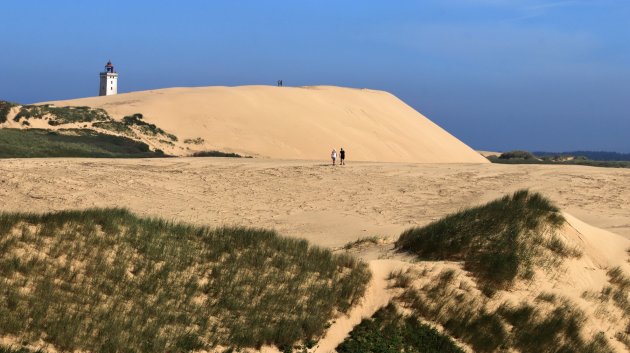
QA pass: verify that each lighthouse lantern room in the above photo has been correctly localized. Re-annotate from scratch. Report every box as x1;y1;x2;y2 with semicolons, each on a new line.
99;61;118;96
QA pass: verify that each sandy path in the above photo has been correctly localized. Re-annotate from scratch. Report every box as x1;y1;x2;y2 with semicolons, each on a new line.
311;259;408;353
1;158;629;247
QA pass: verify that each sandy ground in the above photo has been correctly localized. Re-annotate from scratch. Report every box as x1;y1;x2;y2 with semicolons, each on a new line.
2;157;630;351
41;86;489;163
1;158;628;247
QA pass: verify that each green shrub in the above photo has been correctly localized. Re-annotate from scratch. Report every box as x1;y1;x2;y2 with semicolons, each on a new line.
0;208;371;352
396;190;571;289
336;303;464;353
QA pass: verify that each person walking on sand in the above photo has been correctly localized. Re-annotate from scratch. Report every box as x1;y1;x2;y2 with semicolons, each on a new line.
331;149;337;166
339;148;346;165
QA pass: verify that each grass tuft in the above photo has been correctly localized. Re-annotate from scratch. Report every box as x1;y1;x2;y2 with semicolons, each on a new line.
343;236;381;250
396;190;573;289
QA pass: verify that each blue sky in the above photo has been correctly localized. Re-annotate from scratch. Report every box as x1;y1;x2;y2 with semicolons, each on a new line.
1;0;629;152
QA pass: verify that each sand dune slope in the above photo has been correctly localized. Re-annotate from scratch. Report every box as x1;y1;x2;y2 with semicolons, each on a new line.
42;86;488;163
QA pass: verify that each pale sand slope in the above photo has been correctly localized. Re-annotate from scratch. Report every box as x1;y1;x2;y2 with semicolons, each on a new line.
41;86;489;163
1;158;627;246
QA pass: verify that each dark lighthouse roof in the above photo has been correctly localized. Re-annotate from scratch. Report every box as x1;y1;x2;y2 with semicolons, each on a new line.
104;60;115;73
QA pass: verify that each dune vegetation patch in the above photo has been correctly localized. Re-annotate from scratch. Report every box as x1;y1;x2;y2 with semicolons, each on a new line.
336;303;465;353
396;189;579;291
0;208;371;353
390;267;614;353
0;101;17;124
191;150;247;158
0;128;165;158
487;150;630;169
184;137;205;145
2;101;180;155
12;104;110;126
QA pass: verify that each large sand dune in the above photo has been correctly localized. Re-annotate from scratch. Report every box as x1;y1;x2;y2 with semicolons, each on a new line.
42;86;488;163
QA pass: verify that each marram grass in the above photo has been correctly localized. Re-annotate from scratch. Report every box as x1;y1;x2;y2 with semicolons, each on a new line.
0;208;371;352
396;189;578;290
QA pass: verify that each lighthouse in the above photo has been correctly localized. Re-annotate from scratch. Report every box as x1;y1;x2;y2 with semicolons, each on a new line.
99;61;118;96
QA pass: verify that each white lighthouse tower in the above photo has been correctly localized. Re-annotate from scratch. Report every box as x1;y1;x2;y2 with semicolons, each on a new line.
99;61;118;96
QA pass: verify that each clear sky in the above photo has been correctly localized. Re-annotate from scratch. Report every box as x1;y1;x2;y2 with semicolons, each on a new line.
1;0;629;152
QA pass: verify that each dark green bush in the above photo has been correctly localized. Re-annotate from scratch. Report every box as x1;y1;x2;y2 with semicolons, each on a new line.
336;303;464;353
498;150;537;160
192;150;245;158
0;100;17;123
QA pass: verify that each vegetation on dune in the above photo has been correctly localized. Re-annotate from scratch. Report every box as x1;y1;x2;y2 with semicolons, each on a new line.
342;236;382;250
184;137;205;145
396;189;577;291
2;101;179;147
0;100;17;124
336;303;465;353
122;113;178;141
498;150;537;160
488;150;630;168
192;150;247;158
13;104;110;125
534;150;630;162
392;268;614;353
0;208;371;352
0;128;165;158
597;267;630;350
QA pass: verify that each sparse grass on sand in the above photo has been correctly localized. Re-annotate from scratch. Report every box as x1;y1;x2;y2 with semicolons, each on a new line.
336;303;465;353
600;267;630;350
396;189;578;291
0;208;371;352
391;268;614;353
0;128;165;158
392;190;616;352
342;236;382;250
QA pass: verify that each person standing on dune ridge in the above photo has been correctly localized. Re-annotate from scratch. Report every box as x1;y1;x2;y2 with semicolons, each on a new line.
331;149;337;166
339;148;345;165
